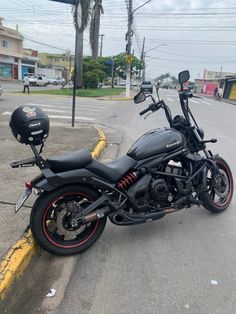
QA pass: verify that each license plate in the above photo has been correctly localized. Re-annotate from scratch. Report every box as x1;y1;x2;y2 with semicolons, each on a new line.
15;188;32;213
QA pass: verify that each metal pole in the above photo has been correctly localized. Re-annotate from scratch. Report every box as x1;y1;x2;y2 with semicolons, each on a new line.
72;27;78;127
111;59;114;88
140;36;145;80
142;52;146;81
99;34;104;57
126;0;132;98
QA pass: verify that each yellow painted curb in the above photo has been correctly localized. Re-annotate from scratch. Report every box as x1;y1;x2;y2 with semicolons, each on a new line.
0;229;36;300
99;97;133;101
91;129;107;160
0;128;107;300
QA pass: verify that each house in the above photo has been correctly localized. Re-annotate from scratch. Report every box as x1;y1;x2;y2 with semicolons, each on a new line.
0;17;23;80
223;77;236;100
38;52;74;80
194;70;236;96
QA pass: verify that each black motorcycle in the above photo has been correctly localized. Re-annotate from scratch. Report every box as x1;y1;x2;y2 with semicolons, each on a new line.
10;70;234;256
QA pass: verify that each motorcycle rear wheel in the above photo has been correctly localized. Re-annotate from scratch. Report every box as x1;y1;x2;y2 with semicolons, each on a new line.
199;156;233;213
30;185;107;256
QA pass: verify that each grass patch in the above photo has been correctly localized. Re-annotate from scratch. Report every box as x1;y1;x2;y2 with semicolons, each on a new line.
30;87;125;97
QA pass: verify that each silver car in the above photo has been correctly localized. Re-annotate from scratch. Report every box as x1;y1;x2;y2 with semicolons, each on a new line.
0;84;3;96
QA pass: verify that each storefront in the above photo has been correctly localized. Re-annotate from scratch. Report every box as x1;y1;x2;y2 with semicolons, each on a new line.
21;49;39;78
223;78;236;100
0;55;14;79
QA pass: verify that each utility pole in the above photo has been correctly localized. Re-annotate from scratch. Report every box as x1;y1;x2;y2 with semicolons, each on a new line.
125;0;151;98
99;34;105;57
140;36;145;80
126;0;132;98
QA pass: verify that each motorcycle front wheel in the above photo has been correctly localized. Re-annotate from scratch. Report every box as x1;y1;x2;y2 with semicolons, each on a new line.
30;185;107;256
199;156;234;213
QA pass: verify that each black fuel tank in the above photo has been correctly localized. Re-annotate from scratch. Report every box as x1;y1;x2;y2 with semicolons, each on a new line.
127;128;185;160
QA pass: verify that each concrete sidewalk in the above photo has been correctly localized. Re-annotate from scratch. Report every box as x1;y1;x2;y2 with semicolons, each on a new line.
0;118;98;261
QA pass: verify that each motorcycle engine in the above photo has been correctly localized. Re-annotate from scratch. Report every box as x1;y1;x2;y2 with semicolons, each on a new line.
150;179;171;206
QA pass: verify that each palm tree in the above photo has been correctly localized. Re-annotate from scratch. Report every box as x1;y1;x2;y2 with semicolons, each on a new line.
90;0;104;60
72;0;92;88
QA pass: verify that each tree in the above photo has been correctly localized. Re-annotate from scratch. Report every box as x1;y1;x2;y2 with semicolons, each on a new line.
110;53;144;79
155;73;171;83
170;75;178;87
83;57;106;88
72;0;92;88
90;0;104;60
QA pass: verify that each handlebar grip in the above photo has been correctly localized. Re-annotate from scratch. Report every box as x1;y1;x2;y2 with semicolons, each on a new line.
139;107;150;116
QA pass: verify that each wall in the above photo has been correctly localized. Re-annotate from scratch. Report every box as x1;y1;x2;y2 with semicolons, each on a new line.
0;35;23;58
36;67;62;78
229;82;236;100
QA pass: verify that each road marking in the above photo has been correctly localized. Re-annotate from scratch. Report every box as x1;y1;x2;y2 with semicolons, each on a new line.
166;97;174;102
48;114;95;121
26;103;105;111
189;99;200;104
26;103;70;109
42;109;71;113
200;100;212;106
1;111;95;121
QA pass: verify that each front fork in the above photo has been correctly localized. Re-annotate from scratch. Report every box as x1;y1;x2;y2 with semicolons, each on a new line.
201;153;222;192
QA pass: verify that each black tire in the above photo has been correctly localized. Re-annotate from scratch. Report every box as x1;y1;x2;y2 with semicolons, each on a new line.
199;156;234;213
30;185;107;256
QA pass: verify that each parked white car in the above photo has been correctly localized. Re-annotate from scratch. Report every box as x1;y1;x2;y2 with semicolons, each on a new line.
29;75;48;87
47;77;66;85
0;84;3;96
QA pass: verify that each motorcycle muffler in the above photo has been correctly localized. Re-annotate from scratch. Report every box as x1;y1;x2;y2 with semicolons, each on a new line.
81;207;112;223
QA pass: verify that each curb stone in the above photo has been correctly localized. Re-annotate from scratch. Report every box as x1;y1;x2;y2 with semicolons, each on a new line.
0;128;107;300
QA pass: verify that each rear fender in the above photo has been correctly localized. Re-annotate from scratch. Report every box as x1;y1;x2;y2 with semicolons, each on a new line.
31;169;116;192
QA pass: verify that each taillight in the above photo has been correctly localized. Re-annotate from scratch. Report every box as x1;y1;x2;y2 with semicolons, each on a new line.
24;182;32;189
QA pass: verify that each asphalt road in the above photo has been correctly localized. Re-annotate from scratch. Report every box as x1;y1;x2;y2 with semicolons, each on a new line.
1;89;236;314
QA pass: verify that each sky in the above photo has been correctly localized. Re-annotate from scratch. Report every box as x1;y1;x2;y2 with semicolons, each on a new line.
1;0;236;80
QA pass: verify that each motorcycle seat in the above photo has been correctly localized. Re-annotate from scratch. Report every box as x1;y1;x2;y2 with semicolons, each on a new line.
47;149;92;173
86;155;137;182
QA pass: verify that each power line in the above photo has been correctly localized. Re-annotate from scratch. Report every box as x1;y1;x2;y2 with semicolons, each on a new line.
24;36;67;51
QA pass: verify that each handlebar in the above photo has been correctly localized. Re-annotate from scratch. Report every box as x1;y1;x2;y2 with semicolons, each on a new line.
188;93;202;99
139;107;151;116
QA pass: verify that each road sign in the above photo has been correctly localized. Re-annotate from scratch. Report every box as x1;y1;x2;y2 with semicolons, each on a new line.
105;60;114;66
50;0;77;4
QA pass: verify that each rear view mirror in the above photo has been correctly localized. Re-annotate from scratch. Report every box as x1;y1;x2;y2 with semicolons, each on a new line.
134;92;146;104
178;70;190;84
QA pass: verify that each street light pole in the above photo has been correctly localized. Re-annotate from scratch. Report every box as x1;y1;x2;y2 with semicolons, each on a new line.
142;43;166;81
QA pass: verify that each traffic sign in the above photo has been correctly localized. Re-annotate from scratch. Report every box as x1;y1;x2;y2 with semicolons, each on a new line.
126;55;133;64
105;60;114;66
